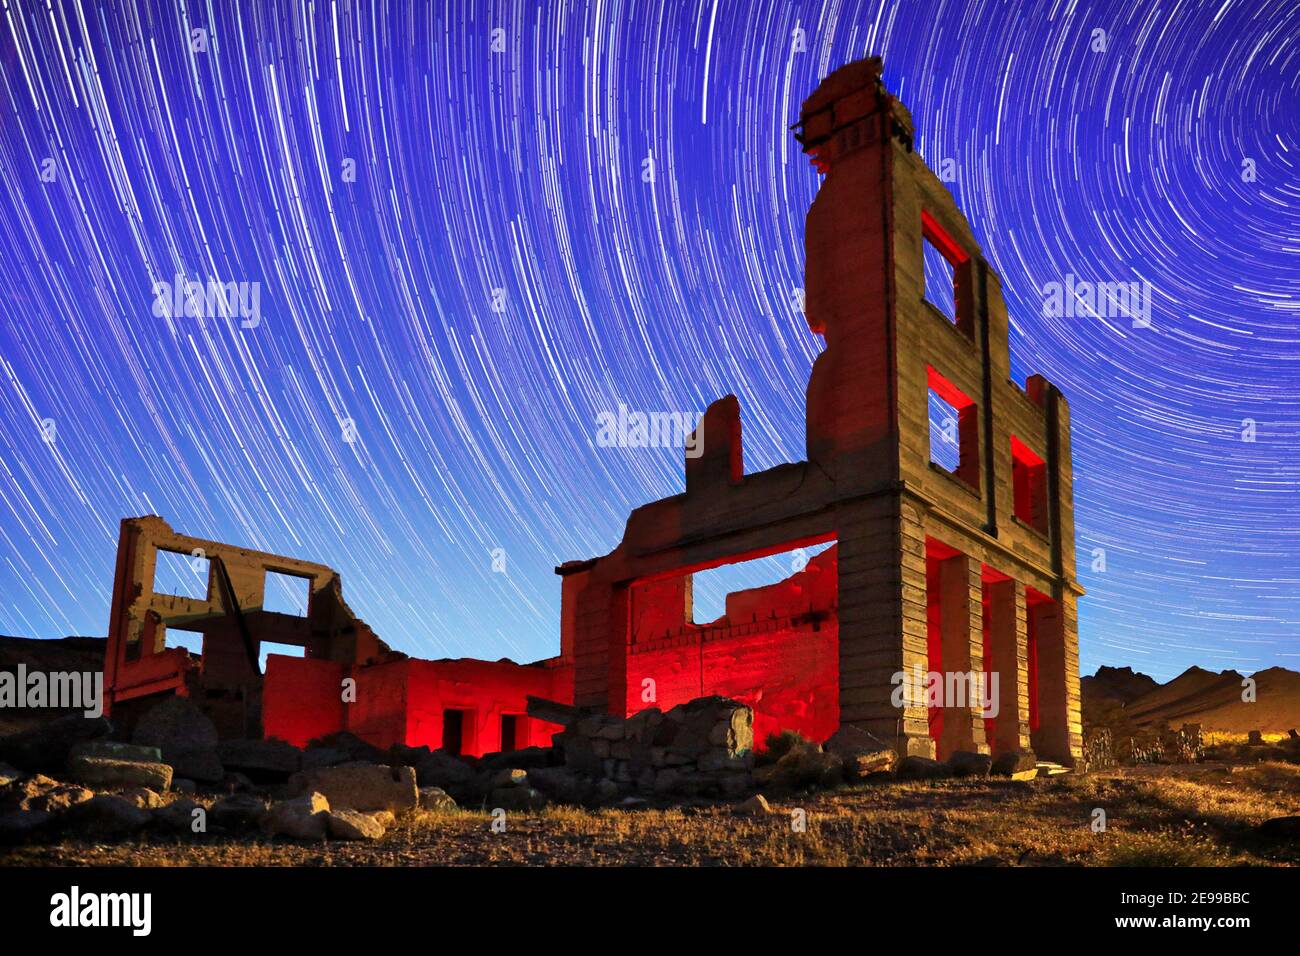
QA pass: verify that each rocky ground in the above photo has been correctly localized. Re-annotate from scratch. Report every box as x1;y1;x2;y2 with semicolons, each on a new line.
4;691;1300;867
4;761;1300;867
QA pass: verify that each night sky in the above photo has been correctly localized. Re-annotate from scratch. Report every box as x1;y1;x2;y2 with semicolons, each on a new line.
0;1;1296;683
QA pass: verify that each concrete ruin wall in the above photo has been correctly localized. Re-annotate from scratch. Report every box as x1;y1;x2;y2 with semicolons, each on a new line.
104;516;390;739
558;57;1084;765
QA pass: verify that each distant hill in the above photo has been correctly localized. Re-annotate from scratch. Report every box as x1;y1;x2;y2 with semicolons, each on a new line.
1081;665;1159;704
1083;662;1300;734
0;635;107;736
0;634;106;672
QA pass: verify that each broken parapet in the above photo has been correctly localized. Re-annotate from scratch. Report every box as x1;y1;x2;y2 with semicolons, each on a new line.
103;516;392;740
525;695;754;801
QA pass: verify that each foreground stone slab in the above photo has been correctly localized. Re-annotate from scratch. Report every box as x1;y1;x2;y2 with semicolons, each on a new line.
292;763;417;813
67;755;172;792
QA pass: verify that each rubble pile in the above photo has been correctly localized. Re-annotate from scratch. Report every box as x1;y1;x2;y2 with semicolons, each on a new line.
0;691;1087;848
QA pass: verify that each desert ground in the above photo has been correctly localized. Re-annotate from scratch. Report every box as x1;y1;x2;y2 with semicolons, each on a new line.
4;760;1299;867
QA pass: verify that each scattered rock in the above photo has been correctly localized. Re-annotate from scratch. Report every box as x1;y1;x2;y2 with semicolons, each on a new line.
327;809;386;841
415;750;476;790
491;768;528;789
218;739;302;781
418;787;457;811
825;725;898;778
119;787;163;810
490;786;548;811
1256;816;1300;840
307;732;385;765
990;750;1037;777
0;715;112;773
292;763;417;813
209;793;268;830
69;740;162;764
0;808;53;841
152;798;204;832
947;751;993;778
734;793;775;816
67;755;172;792
897;755;950;780
64;795;152;838
525;696;583;727
766;744;843;790
477;747;553;773
132;697;224;783
301;748;350;771
527;766;593;803
262;792;330;840
26;783;94;814
168;749;226;784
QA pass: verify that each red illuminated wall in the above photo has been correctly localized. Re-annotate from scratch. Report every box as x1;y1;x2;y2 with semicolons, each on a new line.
622;546;840;747
264;654;571;756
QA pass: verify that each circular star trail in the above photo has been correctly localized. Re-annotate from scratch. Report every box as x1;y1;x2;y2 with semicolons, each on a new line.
0;0;1296;682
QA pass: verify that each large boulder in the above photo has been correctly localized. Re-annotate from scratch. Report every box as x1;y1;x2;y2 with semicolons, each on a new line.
218;739;301;781
67;755;172;792
263;792;330;840
825;725;898;778
0;715;112;773
292;763;417;813
64;795;152;838
130;697;225;782
0;762;24;787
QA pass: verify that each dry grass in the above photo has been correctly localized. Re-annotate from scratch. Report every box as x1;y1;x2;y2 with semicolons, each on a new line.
4;764;1298;867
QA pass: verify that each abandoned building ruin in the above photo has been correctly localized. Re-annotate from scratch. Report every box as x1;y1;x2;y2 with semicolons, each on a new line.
101;58;1084;767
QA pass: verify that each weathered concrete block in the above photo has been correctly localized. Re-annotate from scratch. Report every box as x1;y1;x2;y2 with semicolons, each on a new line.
67;755;172;792
293;763;417;813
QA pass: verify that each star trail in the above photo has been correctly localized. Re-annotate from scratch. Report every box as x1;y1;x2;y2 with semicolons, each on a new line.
0;0;1296;683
